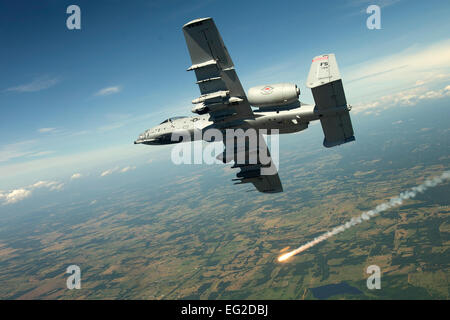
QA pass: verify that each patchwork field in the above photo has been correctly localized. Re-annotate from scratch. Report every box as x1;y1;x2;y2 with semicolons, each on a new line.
0;103;448;299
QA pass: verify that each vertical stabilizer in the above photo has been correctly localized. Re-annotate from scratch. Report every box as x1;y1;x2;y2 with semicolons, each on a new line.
307;54;355;148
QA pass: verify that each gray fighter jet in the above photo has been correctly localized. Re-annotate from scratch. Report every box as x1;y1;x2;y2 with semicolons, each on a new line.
135;17;355;193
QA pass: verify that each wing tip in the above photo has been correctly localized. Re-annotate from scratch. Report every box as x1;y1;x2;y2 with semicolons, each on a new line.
183;17;212;29
261;188;283;194
323;135;355;148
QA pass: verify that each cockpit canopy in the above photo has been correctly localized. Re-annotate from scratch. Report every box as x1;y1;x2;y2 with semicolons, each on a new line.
159;116;187;125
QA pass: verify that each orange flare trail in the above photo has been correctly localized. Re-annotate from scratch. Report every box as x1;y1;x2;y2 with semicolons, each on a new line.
277;171;450;263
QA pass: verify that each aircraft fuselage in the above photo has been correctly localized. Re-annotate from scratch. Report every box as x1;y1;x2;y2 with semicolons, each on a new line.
134;103;323;145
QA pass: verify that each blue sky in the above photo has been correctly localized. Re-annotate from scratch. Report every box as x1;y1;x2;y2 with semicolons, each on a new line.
0;0;449;202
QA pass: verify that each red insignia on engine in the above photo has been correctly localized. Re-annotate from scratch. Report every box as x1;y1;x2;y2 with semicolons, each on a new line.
261;86;274;94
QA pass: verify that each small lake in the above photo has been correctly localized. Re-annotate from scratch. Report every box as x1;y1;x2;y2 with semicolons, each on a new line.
310;282;362;299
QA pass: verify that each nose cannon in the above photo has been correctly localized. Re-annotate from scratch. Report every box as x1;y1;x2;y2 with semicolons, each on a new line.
134;132;149;145
134;131;163;145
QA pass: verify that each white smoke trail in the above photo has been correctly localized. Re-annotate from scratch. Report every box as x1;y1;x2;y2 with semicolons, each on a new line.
278;170;450;262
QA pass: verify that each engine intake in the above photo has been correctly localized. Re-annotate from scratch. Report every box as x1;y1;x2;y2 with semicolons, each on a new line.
247;83;300;108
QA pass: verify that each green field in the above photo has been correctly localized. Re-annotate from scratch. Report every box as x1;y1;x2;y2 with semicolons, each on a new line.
0;102;449;300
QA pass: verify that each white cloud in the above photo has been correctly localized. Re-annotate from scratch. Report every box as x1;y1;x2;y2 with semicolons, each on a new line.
0;140;54;163
0;140;56;164
0;180;64;205
95;86;122;96
352;83;450;115
70;173;82;180
30;181;52;188
0;140;43;163
38;128;56;133
101;165;136;176
0;142;166;187
30;180;64;191
51;183;65;191
415;80;425;86
346;39;450;102
120;166;136;173
97;122;126;132
5;76;60;93
3;189;32;204
28;151;55;159
70;130;89;137
100;167;118;177
418;88;450;100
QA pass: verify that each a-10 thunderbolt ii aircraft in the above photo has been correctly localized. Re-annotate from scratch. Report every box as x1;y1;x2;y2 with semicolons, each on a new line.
135;17;355;193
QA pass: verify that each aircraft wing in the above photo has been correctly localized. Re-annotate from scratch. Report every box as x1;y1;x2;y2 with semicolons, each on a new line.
182;18;254;126
217;130;283;193
182;18;281;193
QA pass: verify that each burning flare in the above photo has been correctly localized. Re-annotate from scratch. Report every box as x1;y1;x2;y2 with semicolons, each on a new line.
278;170;450;263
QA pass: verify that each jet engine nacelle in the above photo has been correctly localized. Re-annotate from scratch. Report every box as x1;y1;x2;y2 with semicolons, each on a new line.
247;83;300;109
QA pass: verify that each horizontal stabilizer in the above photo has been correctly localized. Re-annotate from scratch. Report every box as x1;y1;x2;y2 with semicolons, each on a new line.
321;115;355;147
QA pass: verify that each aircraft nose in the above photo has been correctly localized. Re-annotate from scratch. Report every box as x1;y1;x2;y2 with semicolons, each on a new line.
135;130;151;144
